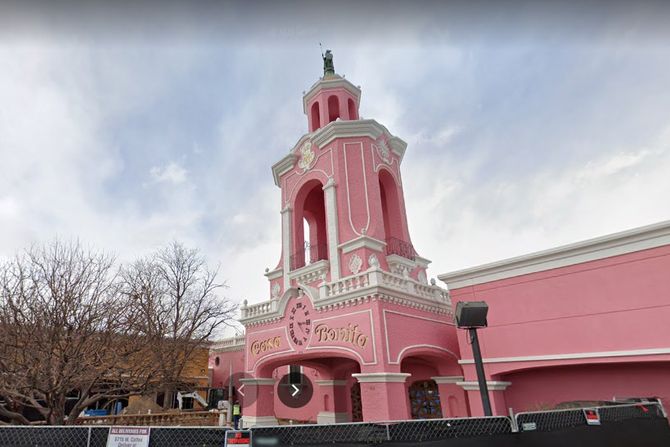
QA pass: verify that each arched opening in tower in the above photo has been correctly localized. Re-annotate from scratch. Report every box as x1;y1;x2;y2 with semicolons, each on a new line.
379;169;415;259
347;98;358;120
292;180;328;270
310;102;321;131
328;95;340;123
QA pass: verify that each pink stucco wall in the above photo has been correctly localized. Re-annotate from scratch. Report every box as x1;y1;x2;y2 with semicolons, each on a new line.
502;361;670;412
449;244;670;415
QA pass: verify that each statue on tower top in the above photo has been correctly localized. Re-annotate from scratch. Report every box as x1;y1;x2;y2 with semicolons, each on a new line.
323;49;335;77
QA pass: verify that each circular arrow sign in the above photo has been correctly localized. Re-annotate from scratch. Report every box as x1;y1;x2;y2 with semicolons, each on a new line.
277;372;313;408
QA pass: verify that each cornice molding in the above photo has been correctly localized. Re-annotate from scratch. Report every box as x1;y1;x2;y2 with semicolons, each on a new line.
264;268;283;281
271;153;297;186
439;220;670;289
457;381;511;391
239;378;276;386
339;235;386;254
431;376;464;384
352;372;411;383
302;76;362;114
458;347;670;365
315;380;347;386
312;120;407;158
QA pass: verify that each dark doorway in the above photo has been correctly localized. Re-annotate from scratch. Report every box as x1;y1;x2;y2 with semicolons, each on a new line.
409;380;443;419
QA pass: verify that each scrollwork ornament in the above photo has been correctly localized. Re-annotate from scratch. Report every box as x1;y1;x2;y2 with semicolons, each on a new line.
348;254;363;275
271;282;281;299
298;140;316;172
375;138;392;164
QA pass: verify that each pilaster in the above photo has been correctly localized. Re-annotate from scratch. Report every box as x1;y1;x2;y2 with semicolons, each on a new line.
281;206;292;291
323;178;340;280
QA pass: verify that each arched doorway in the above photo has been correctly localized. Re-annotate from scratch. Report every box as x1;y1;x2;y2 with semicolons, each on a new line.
350;382;363;422
254;353;362;424
409;380;443;419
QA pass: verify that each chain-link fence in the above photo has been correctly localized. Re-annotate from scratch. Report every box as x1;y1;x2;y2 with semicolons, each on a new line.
515;401;666;432
251;416;513;445
0;402;666;446
0;426;229;447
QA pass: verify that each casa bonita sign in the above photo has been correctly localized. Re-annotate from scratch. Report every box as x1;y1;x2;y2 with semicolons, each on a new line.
250;336;281;355
314;323;369;348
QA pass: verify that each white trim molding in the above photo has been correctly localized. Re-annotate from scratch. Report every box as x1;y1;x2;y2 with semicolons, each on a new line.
241;415;279;428
339;235;387;254
317;411;350;424
315;380;347;386
431;376;464;384
457;381;511;391
264;268;283;281
352;372;411;383
238;378;276;386
458;347;670;365
271;154;297;186
439;220;670;289
302;76;362;114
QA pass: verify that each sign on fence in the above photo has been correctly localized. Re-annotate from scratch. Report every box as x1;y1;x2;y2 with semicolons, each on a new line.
224;429;252;446
106;427;151;447
583;408;601;426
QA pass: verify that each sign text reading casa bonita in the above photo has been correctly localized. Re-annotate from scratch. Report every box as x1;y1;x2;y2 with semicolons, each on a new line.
250;336;281;355
314;323;369;348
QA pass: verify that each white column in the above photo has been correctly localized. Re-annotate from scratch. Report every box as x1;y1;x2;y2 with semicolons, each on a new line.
323;178;340;280
281;205;292;291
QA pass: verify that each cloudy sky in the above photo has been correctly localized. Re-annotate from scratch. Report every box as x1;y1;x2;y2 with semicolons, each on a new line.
1;1;670;317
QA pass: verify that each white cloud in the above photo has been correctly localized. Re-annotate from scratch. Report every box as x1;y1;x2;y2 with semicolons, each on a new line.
149;162;188;185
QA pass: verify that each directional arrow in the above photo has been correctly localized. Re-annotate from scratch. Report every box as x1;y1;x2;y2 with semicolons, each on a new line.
291;384;300;397
238;384;245;397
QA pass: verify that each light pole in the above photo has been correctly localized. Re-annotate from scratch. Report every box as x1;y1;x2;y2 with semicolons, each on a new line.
455;301;492;416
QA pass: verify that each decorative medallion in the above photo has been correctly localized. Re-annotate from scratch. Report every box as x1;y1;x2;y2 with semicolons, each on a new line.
298;140;316;172
375;138;392;164
271;282;281;299
348;254;363;275
368;254;380;269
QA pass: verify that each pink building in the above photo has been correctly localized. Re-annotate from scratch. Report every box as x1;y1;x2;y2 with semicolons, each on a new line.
209;55;670;425
439;221;670;416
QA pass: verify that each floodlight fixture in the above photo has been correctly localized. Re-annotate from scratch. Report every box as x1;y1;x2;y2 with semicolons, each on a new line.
455;301;488;328
455;301;492;416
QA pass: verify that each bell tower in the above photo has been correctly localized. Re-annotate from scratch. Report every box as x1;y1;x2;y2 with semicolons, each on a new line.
265;51;434;300
241;53;456;426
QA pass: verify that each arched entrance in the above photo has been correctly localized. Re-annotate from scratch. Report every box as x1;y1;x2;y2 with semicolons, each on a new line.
400;350;469;419
409;380;443;419
252;353;362;425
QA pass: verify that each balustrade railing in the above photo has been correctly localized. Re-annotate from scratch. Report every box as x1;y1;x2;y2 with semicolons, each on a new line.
290;242;328;270
385;237;417;260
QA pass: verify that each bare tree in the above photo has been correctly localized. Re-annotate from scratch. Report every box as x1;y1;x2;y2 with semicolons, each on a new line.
121;241;236;409
0;241;160;425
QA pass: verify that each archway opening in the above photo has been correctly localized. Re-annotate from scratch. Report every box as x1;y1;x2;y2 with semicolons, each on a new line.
292;180;328;270
401;353;468;418
311;101;321;131
348;98;358;120
328;95;340;123
257;354;361;424
379;169;414;259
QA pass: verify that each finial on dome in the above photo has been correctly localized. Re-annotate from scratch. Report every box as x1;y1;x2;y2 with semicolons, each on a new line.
323;49;335;77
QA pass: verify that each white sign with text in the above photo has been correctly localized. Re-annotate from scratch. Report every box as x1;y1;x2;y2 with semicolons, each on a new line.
106;427;150;447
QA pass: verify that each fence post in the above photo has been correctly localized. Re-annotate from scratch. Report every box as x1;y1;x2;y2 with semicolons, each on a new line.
657;399;668;419
86;426;92;447
508;407;519;433
385;423;391;441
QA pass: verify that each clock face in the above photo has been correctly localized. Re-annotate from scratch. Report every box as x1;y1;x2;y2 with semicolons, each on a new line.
288;302;312;346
